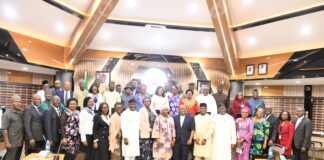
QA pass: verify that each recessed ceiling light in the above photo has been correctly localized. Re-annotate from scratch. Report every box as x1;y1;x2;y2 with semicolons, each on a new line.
248;37;256;45
296;80;301;84
16;53;21;56
243;0;252;5
126;0;136;9
188;3;199;13
300;25;311;35
102;31;111;40
255;82;261;85
202;38;211;48
22;48;28;52
3;4;17;20
293;59;298;62
55;23;65;33
22;67;28;71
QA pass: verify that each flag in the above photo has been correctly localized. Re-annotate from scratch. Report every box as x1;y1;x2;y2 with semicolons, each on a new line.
84;71;88;91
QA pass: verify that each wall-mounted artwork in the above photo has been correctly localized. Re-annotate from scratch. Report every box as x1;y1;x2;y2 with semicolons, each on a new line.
258;63;268;75
246;64;255;76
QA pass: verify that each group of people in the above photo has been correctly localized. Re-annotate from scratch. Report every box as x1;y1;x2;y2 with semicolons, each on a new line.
2;79;313;160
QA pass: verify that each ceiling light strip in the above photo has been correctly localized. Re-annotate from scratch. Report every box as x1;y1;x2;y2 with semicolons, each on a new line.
212;0;235;75
231;3;324;31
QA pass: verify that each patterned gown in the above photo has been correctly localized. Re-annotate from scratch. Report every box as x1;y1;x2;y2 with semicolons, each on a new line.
236;118;254;160
152;115;176;160
167;94;181;117
250;119;270;155
60;110;80;153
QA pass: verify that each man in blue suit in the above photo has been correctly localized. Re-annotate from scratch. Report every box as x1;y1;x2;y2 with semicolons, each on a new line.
58;81;73;106
173;105;195;160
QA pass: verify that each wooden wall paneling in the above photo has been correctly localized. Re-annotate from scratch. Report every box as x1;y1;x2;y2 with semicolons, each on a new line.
283;85;304;97
312;98;324;132
32;73;54;85
73;58;109;90
200;63;230;94
0;69;8;81
8;70;33;83
232;53;293;80
0;81;41;108
312;85;324;97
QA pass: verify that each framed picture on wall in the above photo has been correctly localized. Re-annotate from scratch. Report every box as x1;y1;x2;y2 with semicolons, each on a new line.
258;63;268;75
96;71;110;85
197;80;211;94
246;64;255;76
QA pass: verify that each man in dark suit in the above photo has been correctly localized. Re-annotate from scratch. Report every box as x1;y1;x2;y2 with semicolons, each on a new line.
58;81;73;106
51;79;62;96
265;106;278;152
44;96;64;153
173;105;195;160
23;94;45;154
292;107;312;160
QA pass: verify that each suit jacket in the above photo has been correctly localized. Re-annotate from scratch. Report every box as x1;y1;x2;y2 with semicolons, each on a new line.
93;114;109;141
23;104;44;141
266;114;278;141
293;117;312;149
174;114;195;145
44;106;62;142
51;87;62;96
58;90;74;105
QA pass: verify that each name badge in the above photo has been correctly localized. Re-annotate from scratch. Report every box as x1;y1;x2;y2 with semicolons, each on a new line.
279;135;282;140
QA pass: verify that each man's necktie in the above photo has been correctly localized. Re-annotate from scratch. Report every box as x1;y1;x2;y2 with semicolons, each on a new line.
65;91;68;105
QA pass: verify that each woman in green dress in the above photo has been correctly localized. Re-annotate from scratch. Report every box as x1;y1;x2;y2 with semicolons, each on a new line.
250;106;270;155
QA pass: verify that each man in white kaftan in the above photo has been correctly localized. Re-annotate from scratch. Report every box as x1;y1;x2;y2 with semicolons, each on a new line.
195;87;217;117
212;104;236;160
121;99;140;160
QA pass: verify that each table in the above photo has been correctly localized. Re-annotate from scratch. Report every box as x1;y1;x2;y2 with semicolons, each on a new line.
23;153;64;160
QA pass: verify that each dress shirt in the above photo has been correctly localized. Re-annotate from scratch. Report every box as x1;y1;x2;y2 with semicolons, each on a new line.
180;115;185;127
295;116;304;130
79;107;95;142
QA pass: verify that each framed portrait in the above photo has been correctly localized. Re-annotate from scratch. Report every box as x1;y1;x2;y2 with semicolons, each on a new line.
96;71;110;85
258;63;268;75
197;80;211;94
246;64;255;76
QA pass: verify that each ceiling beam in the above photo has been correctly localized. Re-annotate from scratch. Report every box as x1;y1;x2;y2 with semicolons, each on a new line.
206;0;238;75
64;0;119;65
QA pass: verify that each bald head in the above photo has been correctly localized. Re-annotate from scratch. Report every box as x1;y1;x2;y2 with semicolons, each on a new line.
179;104;186;115
64;81;71;91
296;107;305;118
202;87;209;95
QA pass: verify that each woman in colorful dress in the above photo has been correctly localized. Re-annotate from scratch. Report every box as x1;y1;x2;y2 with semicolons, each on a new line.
179;89;199;116
60;98;80;160
276;111;294;156
230;92;248;119
152;106;176;160
250;107;270;156
167;85;182;117
139;97;156;160
93;102;110;160
236;107;254;160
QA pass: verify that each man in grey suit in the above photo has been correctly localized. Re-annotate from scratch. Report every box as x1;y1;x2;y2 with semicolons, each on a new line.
265;106;278;152
23;94;45;154
293;107;312;160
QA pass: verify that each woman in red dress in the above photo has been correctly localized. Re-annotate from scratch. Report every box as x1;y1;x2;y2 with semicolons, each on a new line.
276;111;294;156
179;89;198;116
230;92;247;119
